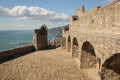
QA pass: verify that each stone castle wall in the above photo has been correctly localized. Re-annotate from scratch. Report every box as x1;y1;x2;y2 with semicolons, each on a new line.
70;0;120;34
0;45;35;61
62;0;120;80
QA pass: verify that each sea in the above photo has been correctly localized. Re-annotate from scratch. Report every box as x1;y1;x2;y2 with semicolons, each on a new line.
0;30;55;51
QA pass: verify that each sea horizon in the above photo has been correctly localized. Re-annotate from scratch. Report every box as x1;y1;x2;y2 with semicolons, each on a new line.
0;30;55;51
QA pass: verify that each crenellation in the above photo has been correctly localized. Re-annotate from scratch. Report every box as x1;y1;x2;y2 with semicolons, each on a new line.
75;6;85;17
69;0;120;34
84;6;101;16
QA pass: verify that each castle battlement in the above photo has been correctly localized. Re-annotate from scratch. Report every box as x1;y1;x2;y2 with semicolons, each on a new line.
75;6;85;17
74;0;119;19
69;0;120;34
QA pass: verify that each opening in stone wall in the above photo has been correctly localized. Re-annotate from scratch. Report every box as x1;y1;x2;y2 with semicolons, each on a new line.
72;15;79;21
67;35;71;52
101;53;120;80
80;41;96;69
72;37;79;58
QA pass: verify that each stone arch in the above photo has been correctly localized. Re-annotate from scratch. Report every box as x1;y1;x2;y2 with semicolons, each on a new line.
72;37;79;58
80;41;97;69
101;53;120;80
67;35;71;52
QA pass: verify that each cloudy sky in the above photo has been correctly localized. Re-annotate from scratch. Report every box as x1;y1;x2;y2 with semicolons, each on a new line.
0;0;115;30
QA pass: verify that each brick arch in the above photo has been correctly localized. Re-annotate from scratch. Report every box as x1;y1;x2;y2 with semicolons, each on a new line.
101;53;120;80
67;35;71;52
72;37;79;58
80;41;97;69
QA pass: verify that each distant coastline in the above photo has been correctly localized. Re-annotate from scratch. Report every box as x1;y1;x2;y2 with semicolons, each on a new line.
0;30;54;51
0;27;62;51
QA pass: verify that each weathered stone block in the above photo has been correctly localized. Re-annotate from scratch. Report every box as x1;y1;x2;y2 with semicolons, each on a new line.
33;25;48;50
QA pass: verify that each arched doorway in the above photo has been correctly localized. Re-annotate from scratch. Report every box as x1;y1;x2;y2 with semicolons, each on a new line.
72;38;79;58
67;35;71;52
101;53;120;80
80;41;96;69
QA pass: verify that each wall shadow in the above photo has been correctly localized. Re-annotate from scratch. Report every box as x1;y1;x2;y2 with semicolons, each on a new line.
80;41;96;69
0;45;35;64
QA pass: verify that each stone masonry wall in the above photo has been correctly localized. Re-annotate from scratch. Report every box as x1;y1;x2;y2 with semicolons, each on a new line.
62;1;120;79
101;53;120;80
67;35;71;52
80;50;96;69
101;67;120;80
33;25;48;50
63;30;120;79
67;42;71;52
72;45;79;58
0;45;35;61
70;0;120;34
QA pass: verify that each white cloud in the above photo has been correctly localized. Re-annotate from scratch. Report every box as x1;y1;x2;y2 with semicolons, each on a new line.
0;7;9;16
0;6;69;22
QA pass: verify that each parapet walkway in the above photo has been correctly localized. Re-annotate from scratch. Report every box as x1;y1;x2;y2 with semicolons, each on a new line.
0;48;96;80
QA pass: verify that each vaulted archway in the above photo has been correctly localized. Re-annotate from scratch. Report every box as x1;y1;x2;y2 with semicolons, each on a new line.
72;38;79;58
101;53;120;80
80;41;96;69
67;35;71;52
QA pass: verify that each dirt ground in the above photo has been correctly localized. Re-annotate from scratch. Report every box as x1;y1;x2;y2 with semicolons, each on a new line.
0;48;93;80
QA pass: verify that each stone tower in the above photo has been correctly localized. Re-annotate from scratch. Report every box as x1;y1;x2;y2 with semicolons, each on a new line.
33;24;48;50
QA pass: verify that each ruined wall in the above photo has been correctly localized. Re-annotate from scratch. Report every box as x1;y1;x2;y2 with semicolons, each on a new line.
0;45;35;61
61;25;69;49
33;25;48;50
65;31;120;67
62;0;120;79
62;25;69;37
63;31;120;79
70;0;120;34
66;0;120;65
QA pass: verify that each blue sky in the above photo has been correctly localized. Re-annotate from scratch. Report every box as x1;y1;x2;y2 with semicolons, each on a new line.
0;0;114;30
